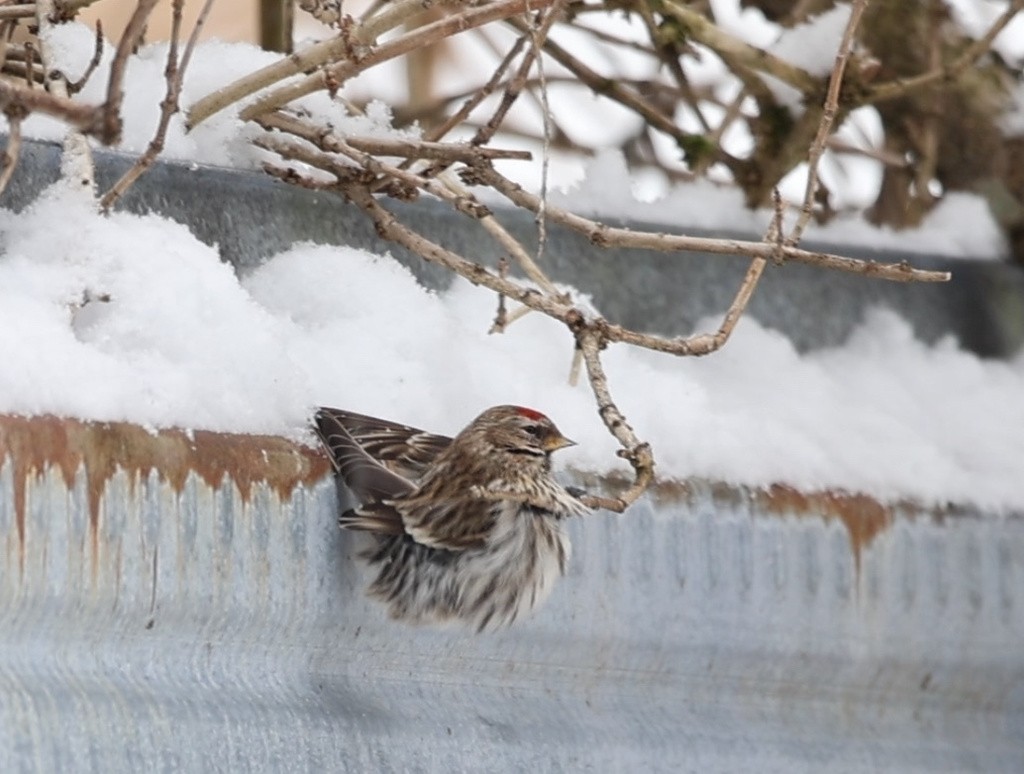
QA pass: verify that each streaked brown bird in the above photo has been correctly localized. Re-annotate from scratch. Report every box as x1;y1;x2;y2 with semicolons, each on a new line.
314;405;590;631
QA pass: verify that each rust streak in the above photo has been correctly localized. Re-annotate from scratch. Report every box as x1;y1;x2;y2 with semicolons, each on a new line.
573;471;900;573
755;484;893;573
0;414;333;568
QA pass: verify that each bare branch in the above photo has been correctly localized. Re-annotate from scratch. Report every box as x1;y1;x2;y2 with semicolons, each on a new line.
507;17;714;168
345;136;532;162
787;0;868;246
0;105;25;197
101;0;215;211
260;111;565;296
187;0;473;128
468;163;951;283
101;0;161;145
246;0;963;512
659;0;820;94
67;19;104;95
866;0;1024;104
0;6;36;22
238;0;556;123
574;330;654;513
421;33;529;143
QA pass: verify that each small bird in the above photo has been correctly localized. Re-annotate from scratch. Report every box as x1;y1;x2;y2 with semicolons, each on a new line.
314;405;590;631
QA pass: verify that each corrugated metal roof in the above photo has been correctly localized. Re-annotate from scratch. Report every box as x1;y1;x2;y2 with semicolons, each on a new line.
0;415;1020;772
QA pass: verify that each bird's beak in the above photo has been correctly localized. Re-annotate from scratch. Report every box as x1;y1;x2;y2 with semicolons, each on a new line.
544;434;577;452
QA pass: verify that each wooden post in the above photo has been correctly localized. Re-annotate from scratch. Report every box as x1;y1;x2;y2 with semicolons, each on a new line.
260;0;293;53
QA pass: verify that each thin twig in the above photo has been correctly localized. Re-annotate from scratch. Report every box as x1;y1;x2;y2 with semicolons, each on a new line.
101;0;161;145
910;0;944;211
0;22;17;73
866;0;1024;104
239;0;557;123
507;18;695;156
1;60;45;84
826;136;910;168
525;0;566;267
787;0;868;246
422;33;528;143
187;0;486;128
489;254;513;335
574;330;654;513
659;0;819;94
257;114;562;295
100;0;214;211
67;19;104;95
345;136;532;161
0;105;25;197
633;1;713;134
469;162;951;283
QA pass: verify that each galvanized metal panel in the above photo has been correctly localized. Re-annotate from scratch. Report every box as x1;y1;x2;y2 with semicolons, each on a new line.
0;416;1020;772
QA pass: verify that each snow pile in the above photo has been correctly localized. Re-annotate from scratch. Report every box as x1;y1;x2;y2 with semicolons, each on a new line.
769;5;853;77
0;181;1022;513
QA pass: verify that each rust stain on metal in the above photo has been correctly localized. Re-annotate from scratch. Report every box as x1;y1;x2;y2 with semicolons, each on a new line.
0;414;332;564
642;477;896;570
755;484;893;571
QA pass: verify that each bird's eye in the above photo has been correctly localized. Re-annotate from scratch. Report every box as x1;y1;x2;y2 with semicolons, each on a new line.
524;424;544;438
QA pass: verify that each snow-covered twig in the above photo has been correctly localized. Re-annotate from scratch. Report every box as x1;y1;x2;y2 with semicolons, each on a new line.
35;0;95;187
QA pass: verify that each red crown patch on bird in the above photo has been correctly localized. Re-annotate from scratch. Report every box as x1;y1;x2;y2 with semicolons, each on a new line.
514;406;546;421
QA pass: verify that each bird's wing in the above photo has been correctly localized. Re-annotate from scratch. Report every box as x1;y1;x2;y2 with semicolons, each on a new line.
316;408;493;551
337;502;408;535
394;489;499;551
318;408;452;480
315;408;416;504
